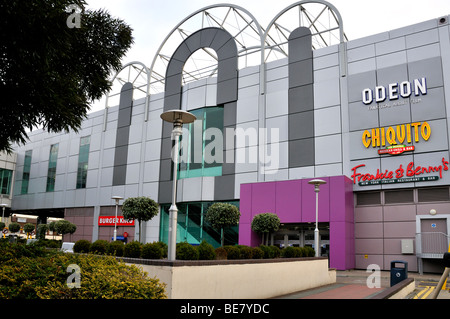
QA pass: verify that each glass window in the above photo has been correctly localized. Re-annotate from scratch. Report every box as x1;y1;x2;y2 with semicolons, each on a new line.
418;187;450;202
159;201;239;248
0;169;13;195
21;150;32;194
384;189;414;204
356;191;381;206
178;107;223;179
46;144;59;192
76;136;90;189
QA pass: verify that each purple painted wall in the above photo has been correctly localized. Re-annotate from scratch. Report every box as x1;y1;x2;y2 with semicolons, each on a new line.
239;176;355;270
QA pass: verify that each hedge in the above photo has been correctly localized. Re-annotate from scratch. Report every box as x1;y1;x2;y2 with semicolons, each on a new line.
0;242;166;299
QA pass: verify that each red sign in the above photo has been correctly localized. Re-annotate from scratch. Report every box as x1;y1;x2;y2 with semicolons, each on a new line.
98;216;135;227
378;145;415;155
351;157;449;185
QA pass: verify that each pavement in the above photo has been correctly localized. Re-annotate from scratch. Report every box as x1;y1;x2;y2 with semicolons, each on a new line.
274;269;450;299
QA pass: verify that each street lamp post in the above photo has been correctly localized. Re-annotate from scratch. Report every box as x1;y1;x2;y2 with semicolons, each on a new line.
308;179;327;257
111;196;123;241
161;110;196;261
0;203;7;223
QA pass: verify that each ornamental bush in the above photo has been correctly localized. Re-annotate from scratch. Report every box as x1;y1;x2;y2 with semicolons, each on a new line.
176;242;199;260
215;246;227;260
259;245;281;259
107;240;124;257
0;242;166;299
8;222;20;233
223;245;240;260
141;242;163;259
197;240;216;260
281;246;302;258
90;240;108;255
73;239;91;253
123;241;142;258
238;245;253;259
251;247;264;259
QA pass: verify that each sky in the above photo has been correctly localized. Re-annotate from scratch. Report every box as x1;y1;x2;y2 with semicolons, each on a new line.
85;0;450;111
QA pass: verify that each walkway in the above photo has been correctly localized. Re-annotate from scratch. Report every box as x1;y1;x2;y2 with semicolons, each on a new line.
274;270;450;299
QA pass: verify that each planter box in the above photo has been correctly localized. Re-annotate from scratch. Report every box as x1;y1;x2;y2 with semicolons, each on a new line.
124;257;336;299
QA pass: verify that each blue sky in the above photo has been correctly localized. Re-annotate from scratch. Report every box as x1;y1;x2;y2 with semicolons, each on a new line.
85;0;450;110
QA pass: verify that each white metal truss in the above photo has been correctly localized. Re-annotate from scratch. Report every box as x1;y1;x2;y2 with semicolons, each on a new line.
103;1;347;121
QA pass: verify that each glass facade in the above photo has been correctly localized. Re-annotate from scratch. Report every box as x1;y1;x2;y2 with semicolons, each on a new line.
46;144;59;192
76;136;90;189
159;201;239;248
178;107;223;179
0;169;13;195
21;150;32;194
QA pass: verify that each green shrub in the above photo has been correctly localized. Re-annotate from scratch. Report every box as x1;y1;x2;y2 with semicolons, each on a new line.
155;241;168;258
176;242;199;260
223;245;240;260
36;224;48;241
107;240;124;257
73;239;91;253
90;240;108;255
238;245;253;259
259;245;281;259
281;246;302;258
0;242;166;299
123;241;142;258
8;222;20;233
197;240;216;260
303;246;315;257
141;242;163;259
215;247;227;260
251;247;264;259
35;239;61;249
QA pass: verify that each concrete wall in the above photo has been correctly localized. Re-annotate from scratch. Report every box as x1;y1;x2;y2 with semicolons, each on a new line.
133;258;335;299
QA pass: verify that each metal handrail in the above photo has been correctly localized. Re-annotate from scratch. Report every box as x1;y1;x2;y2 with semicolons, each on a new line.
416;232;450;258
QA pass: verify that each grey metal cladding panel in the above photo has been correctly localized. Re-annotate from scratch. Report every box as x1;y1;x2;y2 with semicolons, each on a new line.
200;28;219;48
184;30;202;53
289;59;314;88
210;29;234;53
115;126;130;147
112;165;126;186
164;74;183;99
411;87;446;122
162;121;173;139
288;85;314;114
164;93;182;112
288;138;315;168
223;101;237;127
159;158;173;182
216;38;238;60
166;59;185;78
214;175;235;201
222;161;235;176
117;106;132;128
113;145;128;166
288;27;313;63
376;64;408;87
348;101;379;131
119;82;133;108
288;111;314;140
347;71;376;103
217;78;238;105
160;137;173;160
171;42;192;63
217;57;238;83
158;180;172;204
408;57;443;89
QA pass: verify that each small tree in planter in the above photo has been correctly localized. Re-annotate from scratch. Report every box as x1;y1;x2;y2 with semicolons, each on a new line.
36;224;48;241
121;197;159;242
23;223;35;239
54;220;77;242
8;222;21;242
205;203;241;247
251;213;281;245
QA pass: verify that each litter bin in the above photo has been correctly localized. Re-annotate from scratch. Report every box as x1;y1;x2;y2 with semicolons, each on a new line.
390;260;408;287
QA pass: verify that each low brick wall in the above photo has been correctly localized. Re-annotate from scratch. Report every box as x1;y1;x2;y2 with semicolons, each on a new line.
371;278;415;299
124;257;336;299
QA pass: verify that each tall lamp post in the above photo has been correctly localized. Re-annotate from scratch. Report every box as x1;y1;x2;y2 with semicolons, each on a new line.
111;196;123;241
161;110;196;261
0;203;7;223
308;179;327;257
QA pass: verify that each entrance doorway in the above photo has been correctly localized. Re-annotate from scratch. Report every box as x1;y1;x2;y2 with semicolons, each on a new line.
272;223;330;257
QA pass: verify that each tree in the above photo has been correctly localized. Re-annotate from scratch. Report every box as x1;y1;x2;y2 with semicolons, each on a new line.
251;213;281;245
23;223;35;239
54;220;77;241
8;222;21;234
0;0;133;152
205;203;241;247
36;224;49;241
121;197;159;242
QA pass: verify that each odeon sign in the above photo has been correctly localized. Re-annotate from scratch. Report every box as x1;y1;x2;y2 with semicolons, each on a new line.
361;78;427;105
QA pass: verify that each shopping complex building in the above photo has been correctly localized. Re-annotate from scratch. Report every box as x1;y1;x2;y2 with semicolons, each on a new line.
2;1;450;273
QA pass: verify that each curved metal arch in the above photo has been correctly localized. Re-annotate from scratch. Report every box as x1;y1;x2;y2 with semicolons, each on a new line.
103;61;151;130
148;4;265;100
263;0;346;62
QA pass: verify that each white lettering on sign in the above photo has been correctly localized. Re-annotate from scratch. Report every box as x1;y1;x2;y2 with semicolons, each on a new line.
362;78;427;105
